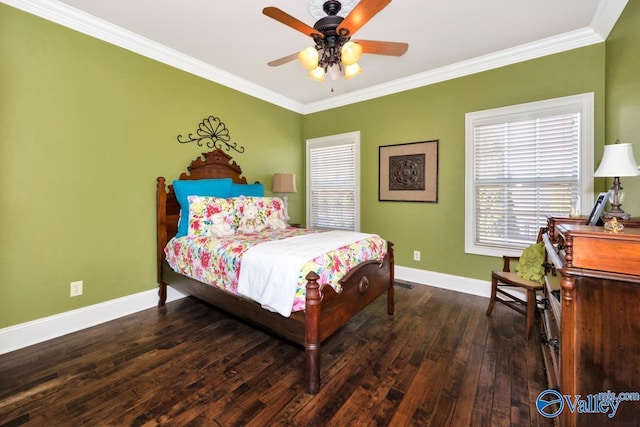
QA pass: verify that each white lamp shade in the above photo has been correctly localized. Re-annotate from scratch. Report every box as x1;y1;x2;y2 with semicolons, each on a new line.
308;66;325;82
594;143;640;177
272;173;297;193
344;63;363;80
298;47;319;70
341;41;363;66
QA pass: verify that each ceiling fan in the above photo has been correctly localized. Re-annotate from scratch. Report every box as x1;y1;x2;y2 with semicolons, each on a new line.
263;0;408;81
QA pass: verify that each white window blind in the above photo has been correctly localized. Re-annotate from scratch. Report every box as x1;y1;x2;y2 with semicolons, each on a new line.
474;114;580;248
306;132;360;231
465;93;593;257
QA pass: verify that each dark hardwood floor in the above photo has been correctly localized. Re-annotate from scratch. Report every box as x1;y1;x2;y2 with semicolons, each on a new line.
0;283;553;426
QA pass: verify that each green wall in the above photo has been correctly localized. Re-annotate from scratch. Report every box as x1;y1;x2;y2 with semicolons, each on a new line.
304;45;606;281
0;4;303;328
4;1;639;329
605;0;640;215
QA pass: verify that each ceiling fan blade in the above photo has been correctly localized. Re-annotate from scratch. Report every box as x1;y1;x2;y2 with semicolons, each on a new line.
337;0;392;36
268;53;299;67
353;40;408;56
262;7;323;38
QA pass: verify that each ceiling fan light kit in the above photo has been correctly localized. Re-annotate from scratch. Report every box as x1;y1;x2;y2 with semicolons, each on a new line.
298;47;320;70
263;0;408;83
344;62;363;79
341;41;363;65
309;66;326;81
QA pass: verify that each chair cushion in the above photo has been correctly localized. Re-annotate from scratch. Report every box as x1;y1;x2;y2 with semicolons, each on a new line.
515;242;546;284
492;270;544;290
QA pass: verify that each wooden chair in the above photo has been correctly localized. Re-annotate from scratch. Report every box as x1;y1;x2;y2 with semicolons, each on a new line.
486;228;546;340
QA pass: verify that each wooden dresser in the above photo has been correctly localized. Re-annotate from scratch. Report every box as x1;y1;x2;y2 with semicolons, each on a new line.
540;217;640;426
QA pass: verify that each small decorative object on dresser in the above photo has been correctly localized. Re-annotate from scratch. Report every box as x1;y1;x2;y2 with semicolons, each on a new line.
604;217;624;233
585;191;610;226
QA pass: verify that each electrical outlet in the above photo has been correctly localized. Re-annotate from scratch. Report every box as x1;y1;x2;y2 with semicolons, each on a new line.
413;250;421;261
70;280;83;297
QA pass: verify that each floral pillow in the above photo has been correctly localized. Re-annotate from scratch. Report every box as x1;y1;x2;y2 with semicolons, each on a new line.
187;196;236;237
233;196;286;228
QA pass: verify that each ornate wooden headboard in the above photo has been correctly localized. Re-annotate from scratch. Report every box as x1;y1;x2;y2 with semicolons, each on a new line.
156;149;249;283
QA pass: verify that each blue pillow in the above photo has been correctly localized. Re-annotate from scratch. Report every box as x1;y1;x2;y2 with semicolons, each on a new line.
229;182;264;197
173;178;233;237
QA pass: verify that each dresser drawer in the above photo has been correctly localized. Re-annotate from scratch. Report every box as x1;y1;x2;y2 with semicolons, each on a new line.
558;224;640;276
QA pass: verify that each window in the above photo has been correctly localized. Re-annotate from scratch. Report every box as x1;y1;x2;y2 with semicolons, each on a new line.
465;93;594;257
306;131;360;231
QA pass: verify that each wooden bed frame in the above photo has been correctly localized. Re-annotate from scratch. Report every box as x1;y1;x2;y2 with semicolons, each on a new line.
156;149;395;394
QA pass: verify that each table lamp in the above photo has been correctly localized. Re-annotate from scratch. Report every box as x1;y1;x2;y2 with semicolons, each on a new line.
593;141;640;220
272;173;297;221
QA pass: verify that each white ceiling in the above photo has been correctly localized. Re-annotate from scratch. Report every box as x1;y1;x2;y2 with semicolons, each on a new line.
4;0;628;113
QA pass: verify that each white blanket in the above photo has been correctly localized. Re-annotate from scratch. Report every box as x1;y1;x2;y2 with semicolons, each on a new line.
237;230;376;317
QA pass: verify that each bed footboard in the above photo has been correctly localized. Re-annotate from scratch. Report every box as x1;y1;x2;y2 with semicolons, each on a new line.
303;241;394;394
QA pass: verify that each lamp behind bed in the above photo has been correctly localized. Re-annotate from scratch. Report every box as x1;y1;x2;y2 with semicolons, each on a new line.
272;172;297;222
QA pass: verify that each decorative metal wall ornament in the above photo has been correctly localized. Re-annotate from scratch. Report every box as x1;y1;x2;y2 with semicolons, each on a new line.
379;140;439;203
177;116;245;153
389;154;426;191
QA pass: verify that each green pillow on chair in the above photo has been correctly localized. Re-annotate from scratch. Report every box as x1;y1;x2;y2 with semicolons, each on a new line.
515;242;546;284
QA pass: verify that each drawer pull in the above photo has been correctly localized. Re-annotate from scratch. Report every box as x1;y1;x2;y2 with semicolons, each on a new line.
539;333;560;355
542;262;557;276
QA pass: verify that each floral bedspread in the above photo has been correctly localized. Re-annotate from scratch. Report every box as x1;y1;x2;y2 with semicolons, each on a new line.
164;228;387;313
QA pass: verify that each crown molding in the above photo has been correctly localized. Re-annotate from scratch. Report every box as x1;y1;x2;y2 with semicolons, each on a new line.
591;0;628;39
302;26;605;114
3;0;627;115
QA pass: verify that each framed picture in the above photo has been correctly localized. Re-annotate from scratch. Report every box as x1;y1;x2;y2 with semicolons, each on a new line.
586;191;610;226
379;140;439;202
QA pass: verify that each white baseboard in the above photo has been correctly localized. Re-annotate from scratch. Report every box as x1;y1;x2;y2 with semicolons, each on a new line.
0;287;186;355
0;266;492;356
395;265;492;298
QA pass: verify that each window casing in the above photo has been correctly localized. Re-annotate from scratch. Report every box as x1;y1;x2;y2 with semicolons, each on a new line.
306;131;360;231
465;93;594;257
